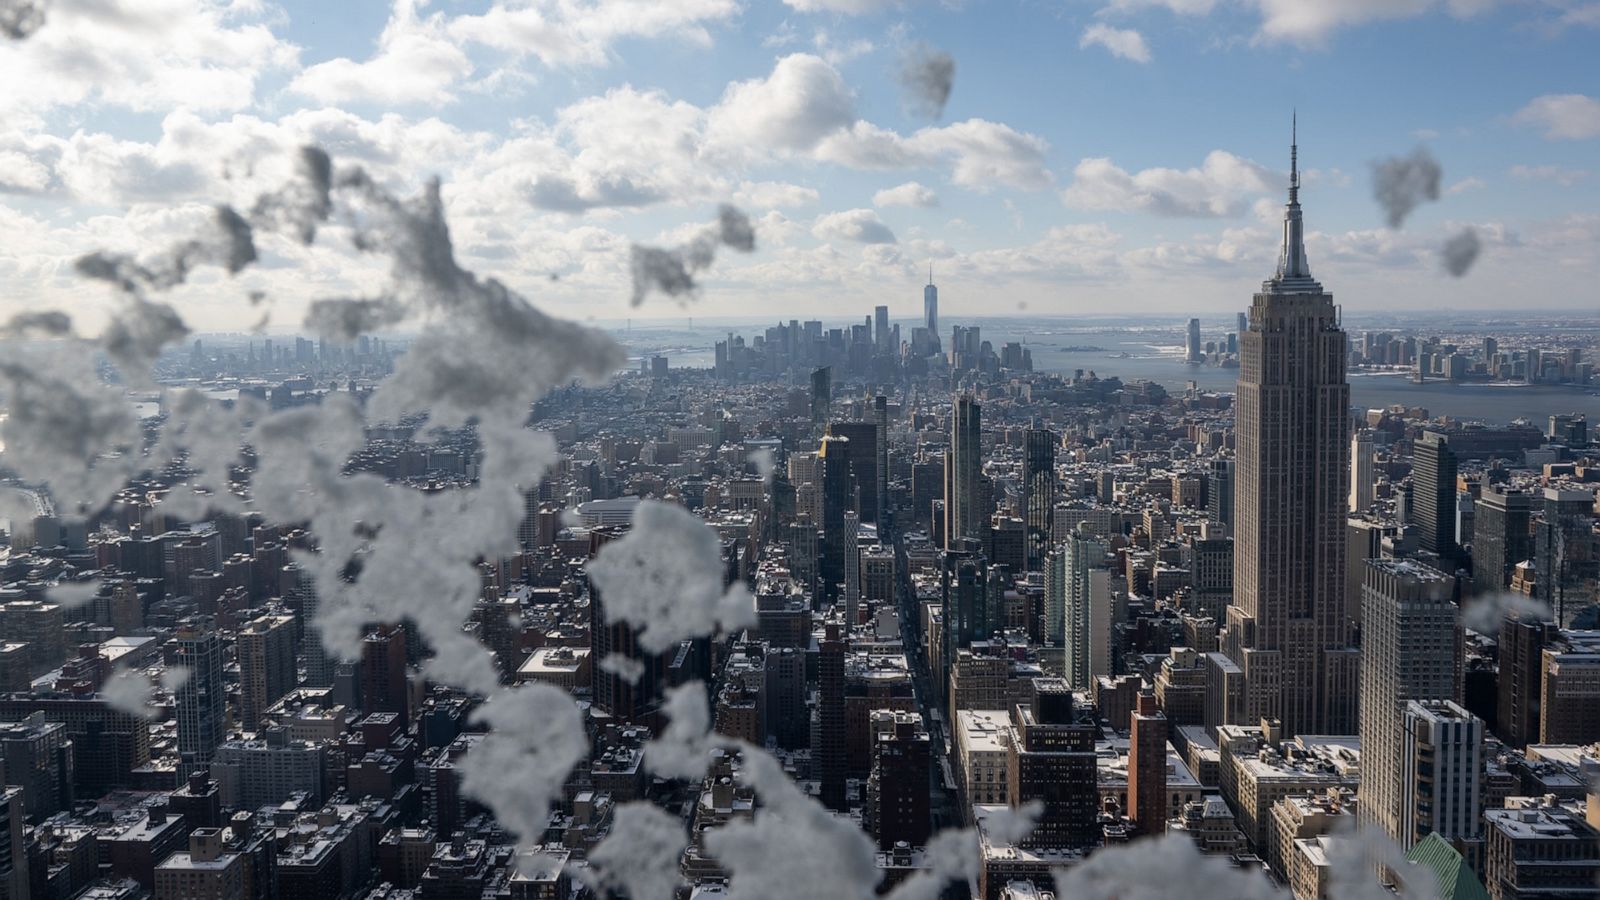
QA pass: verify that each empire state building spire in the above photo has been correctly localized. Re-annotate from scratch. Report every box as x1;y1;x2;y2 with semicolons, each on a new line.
1270;112;1320;292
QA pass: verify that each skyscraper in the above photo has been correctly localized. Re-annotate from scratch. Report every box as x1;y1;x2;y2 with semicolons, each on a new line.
1005;678;1099;849
1412;431;1459;565
237;613;295;733
361;624;409;727
843;510;861;625
0;787;26;900
1225;122;1357;738
874;305;890;350
1208;457;1235;530
1061;525;1116;690
1349;430;1375;513
826;420;878;524
1185;317;1202;364
1473;485;1535;595
818;619;847;812
949;325;981;372
590;527;670;726
944;394;982;550
941;545;993;666
1495;612;1554;748
819;435;854;601
1043;544;1066;646
924;265;938;337
1401;700;1484;852
1128;692;1168;836
1533;487;1599;627
866;709;931;850
287;564;332;688
1358;559;1461;850
874;395;889;532
1021;428;1056;571
810;366;831;426
175;621;226;772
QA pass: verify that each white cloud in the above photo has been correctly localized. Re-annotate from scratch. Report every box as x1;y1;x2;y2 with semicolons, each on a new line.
1299;167;1351;189
0;150;52;193
735;181;821;208
378;51;1050;214
915;119;1053;190
293;0;741;107
0;131;65;193
1253;0;1450;44
1513;94;1600;140
873;181;939;207
1061;150;1274;217
753;210;804;246
15;107;496;209
528;86;718;211
0;0;298;115
1102;0;1220;13
1445;176;1485;195
1553;3;1600;29
1509;164;1590;186
813;208;897;244
1080;24;1152;62
961;223;1122;280
812;29;874;65
707;53;858;155
763;20;800;48
1122;225;1275;272
290;0;472;107
819;120;1052;192
782;0;908;13
55;131;211;206
447;0;738;67
814;121;930;170
1099;0;1500;45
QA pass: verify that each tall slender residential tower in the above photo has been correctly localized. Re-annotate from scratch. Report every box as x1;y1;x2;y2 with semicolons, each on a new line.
819;435;854;600
1349;430;1375;513
944;395;982;550
924;265;938;337
1224;120;1358;737
874;396;890;531
175;621;226;773
1021;428;1057;571
818;619;847;811
1062;525;1116;690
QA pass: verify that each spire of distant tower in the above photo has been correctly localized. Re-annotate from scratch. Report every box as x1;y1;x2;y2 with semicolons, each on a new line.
1272;111;1317;289
928;262;933;285
1290;109;1299;201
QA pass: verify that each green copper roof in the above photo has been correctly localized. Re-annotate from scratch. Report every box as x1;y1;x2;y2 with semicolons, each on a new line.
1405;832;1489;900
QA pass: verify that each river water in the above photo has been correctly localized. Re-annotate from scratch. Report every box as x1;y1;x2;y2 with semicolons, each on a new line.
635;334;1597;426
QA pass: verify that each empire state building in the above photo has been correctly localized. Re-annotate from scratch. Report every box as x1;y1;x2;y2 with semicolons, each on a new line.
1222;121;1359;737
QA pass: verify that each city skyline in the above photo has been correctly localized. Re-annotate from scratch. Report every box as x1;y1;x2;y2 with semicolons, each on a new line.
0;5;1598;900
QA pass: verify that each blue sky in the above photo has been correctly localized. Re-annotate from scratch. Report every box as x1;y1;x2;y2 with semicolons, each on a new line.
2;0;1598;332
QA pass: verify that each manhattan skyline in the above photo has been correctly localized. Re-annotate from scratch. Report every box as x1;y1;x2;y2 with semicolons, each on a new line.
1;4;1598;900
